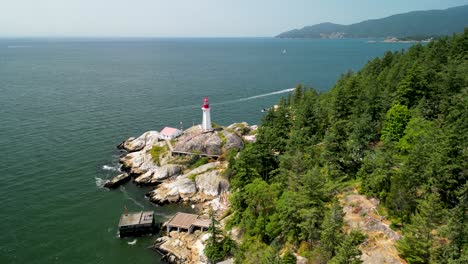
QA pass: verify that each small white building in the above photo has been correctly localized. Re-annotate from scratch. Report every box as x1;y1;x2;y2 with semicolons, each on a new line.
159;127;182;140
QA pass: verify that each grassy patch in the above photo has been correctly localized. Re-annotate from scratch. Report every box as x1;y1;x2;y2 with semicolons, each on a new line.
168;155;192;165
150;145;166;166
211;122;222;129
188;156;209;170
187;167;216;182
217;131;227;146
188;174;197;182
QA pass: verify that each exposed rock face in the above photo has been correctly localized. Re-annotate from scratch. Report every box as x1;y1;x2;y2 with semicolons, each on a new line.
148;162;229;204
134;164;185;185
185;162;220;176
195;170;223;197
173;126;243;156
148;176;192;204
116;124;244;207
174;131;220;155
341;192;405;264
118;131;160;152
227;122;251;135
204;133;223;155
154;231;209;264
104;173;130;189
223;131;244;151
120;147;158;175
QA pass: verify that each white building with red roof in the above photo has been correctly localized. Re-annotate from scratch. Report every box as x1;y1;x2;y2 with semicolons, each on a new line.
159;127;182;140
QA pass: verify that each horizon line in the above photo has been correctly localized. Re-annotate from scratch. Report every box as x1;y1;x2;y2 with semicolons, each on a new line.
0;35;276;39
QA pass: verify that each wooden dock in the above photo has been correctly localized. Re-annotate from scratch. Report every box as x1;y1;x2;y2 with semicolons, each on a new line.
165;212;211;233
118;211;155;237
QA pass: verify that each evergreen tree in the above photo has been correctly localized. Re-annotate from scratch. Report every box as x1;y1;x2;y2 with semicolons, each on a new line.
282;250;297;264
396;193;445;264
330;230;367;264
227;31;468;264
319;200;345;261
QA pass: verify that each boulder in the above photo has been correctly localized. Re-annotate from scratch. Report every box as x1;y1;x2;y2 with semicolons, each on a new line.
223;131;244;151
150;164;184;183
134;164;184;185
104;173;130;189
227;122;251;135
173;126;244;156
119;131;160;152
134;168;156;185
195;170;223;197
174;131;213;154
148;161;229;204
148;176;196;204
119;141;167;175
183;162;220;177
155;231;208;264
204;133;223;155
120;148;158;175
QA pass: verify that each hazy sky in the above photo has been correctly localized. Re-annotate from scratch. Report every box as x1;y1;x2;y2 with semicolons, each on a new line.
1;0;467;37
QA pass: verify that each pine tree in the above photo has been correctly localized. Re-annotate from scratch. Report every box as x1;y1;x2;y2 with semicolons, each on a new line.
396;193;445;264
204;209;225;263
319;200;345;260
330;230;366;264
281;250;297;264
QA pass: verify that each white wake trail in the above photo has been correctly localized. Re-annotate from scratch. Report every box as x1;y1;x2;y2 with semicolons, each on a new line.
237;88;295;101
162;87;296;111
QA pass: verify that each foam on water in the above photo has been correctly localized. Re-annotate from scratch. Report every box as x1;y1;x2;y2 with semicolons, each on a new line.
120;187;145;208
102;164;120;172
95;177;109;188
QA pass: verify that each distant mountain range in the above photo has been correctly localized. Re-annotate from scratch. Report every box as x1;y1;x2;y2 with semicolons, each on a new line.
276;5;468;39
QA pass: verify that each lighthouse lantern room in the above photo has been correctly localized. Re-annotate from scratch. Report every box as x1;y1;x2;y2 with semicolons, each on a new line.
201;97;212;131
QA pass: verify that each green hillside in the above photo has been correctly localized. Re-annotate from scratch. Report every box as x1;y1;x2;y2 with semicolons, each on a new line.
216;30;467;263
277;5;468;38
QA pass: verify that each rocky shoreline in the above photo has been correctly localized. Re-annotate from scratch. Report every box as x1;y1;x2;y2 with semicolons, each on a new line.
106;122;256;263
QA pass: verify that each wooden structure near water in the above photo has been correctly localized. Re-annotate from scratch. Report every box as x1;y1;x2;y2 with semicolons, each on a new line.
118;211;155;237
165;212;211;233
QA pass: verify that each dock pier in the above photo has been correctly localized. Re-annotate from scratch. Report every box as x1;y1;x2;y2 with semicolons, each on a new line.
118;211;155;237
164;212;211;234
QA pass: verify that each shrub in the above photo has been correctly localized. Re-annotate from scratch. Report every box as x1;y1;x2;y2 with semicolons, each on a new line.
150;145;166;165
188;156;209;170
217;131;227;146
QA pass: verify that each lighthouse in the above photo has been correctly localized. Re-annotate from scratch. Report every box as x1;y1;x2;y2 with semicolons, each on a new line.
201;97;212;131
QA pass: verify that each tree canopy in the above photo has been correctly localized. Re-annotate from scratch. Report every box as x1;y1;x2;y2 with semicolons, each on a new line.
228;29;467;264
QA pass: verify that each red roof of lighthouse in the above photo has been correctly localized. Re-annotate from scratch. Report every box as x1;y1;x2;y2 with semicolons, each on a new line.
202;97;209;109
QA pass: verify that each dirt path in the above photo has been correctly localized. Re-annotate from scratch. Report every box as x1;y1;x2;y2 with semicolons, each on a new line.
340;190;406;264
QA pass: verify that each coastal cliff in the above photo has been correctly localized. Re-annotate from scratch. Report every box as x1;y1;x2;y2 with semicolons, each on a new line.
115;123;249;205
106;123;255;264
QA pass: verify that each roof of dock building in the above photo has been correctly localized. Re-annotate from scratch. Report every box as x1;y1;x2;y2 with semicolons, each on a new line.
166;212;211;230
119;211;154;227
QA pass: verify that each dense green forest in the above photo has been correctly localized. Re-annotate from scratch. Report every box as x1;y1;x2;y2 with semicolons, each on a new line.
215;30;467;264
276;5;468;38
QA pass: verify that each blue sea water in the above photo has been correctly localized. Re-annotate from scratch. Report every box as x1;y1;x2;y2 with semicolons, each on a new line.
0;38;413;263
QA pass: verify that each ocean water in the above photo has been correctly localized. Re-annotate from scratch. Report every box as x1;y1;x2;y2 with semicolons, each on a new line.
0;38;413;263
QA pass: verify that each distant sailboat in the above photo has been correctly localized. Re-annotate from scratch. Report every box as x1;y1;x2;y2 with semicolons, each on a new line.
282;49;287;54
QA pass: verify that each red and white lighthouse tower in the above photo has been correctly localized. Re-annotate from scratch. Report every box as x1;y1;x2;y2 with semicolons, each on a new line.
201;97;212;131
